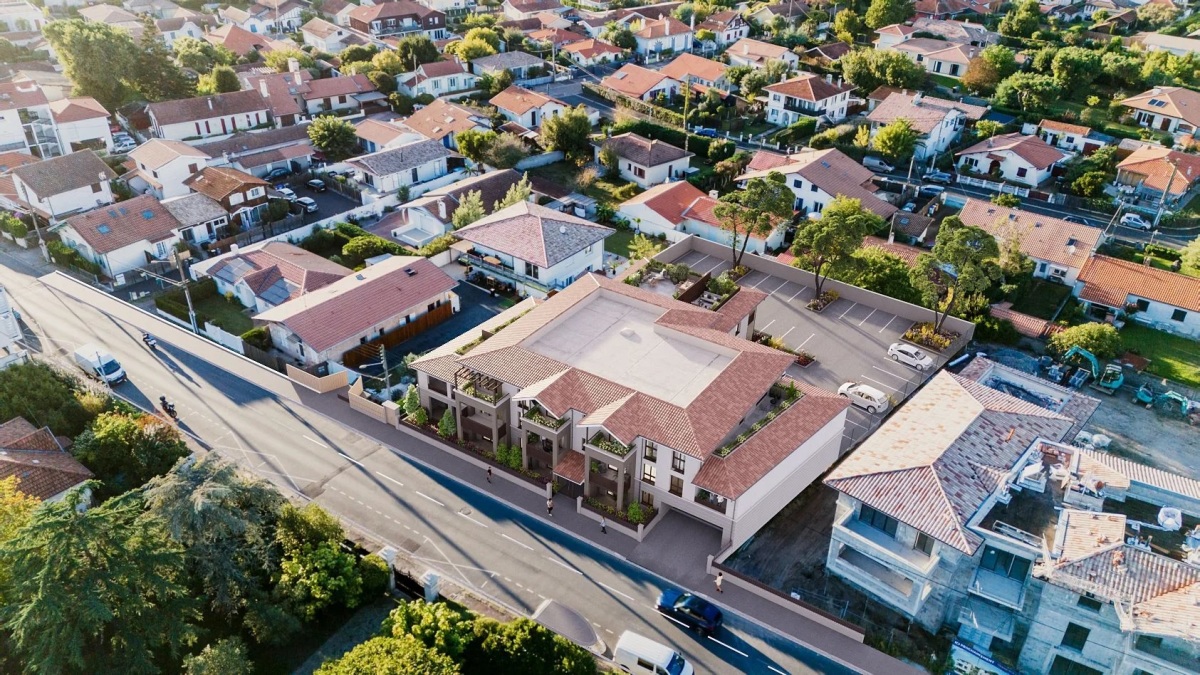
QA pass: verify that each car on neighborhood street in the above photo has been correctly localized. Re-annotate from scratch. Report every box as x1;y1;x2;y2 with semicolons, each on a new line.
1120;213;1153;231
863;156;895;173
923;171;953;184
694;127;717;138
296;197;319;213
837;382;891;414
902;202;917;212
306;179;327;192
919;185;946;198
264;167;291;181
888;343;934;371
1062;215;1093;227
276;187;297;201
112;141;137;154
655;588;723;636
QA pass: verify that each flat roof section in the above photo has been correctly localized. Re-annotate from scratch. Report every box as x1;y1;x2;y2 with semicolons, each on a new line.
524;293;732;406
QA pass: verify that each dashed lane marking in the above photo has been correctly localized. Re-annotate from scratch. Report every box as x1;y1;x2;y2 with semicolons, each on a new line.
375;471;404;487
596;581;635;602
707;636;749;658
458;512;489;528
416;491;445;507
303;435;329;448
501;534;534;551
544;556;583;575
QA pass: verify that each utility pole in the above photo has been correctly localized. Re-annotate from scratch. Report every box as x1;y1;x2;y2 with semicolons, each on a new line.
682;74;691;154
380;345;391;393
1153;158;1182;230
142;268;198;334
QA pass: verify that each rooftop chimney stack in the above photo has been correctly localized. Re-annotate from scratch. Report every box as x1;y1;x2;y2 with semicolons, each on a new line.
437;199;447;220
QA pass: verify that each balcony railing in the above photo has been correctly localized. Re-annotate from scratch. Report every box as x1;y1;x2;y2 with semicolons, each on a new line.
463;253;554;294
969;568;1026;609
522;406;566;430
694;489;728;514
460;381;503;404
837;514;939;574
782;99;820;115
587;431;630;457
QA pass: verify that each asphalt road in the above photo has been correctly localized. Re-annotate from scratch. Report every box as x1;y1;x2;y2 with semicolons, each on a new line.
0;255;865;675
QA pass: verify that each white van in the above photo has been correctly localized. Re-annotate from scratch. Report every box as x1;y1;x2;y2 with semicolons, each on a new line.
613;631;693;675
862;156;895;173
73;344;126;385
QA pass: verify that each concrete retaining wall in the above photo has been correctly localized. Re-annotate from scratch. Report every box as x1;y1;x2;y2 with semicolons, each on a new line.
515;151;565;170
286;364;350;393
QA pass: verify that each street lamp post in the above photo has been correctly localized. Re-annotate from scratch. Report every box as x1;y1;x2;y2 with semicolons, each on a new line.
142;268;198;334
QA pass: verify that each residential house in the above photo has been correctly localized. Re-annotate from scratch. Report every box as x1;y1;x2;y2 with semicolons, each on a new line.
300;17;364;52
241;70;313;128
195;123;314;176
594;132;692;189
48;97;113;153
956;133;1067;187
161;192;231;248
764;74;853;125
867;91;987;160
575;2;681;36
11;150;115;222
77;4;142;34
346;138;455;195
470;51;552;85
56;194;203;276
696;10;749;48
183;166;271;227
224;0;306;32
395;60;478;99
616;180;785;252
911;17;997;45
1121;86;1200;137
0;417;92;502
745;1;809;28
205;23;290;56
347;1;447;40
913;0;999;19
375;168;525;246
301;74;379;116
737;148;898;219
355;118;421;154
804;42;852;65
658;53;733;94
147;90;272;141
454;201;612;297
526;27;581;49
1032;119;1113;155
890;39;978;79
198;240;350;311
0;150;39;213
1114;145;1200;206
630;16;692;61
393;98;491;150
1073;254;1200;337
561;38;626;67
419;0;475;23
1137;32;1200;57
0;1;46;37
599;64;680;102
490;85;568;129
155;15;211;48
315;0;356;26
126;139;210;199
218;6;270;34
502;0;567;20
725;37;800;70
254;255;459;366
5;71;72;104
873;24;917;49
956;198;1102;285
0;81;61;158
411;270;850;550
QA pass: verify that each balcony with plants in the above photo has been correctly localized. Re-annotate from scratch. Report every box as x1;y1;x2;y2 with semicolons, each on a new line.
694;488;728;515
521;404;567;431
454;366;506;406
713;381;801;458
585;430;631;458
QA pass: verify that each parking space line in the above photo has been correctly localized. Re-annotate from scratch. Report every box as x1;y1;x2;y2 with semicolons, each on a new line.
750;274;769;288
878;314;900;334
690;254;711;270
708;636;749;657
780;326;795;339
789;287;807;302
839;302;859;320
862;375;901;392
871;366;910;380
798;333;815;348
760;319;776;332
768;278;788;294
858;308;877;326
702;258;725;274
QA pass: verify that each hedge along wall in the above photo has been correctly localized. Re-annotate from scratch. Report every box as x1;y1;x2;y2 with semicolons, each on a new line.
609;119;715;158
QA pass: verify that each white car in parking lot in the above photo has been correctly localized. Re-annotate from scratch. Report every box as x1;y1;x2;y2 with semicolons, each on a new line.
837;382;891;414
888;343;934;371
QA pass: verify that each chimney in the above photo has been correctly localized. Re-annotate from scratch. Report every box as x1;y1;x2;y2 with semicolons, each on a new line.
287;57;300;73
709;189;719;199
207;97;214;110
825;73;832;83
259;78;270;98
742;43;749;54
437;199;447;220
230;243;240;252
15;81;37;93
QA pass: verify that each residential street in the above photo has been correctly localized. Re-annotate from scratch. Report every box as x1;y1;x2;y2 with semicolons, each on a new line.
0;245;917;675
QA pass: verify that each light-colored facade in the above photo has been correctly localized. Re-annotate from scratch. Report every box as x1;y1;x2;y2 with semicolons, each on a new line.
346;138;453;195
956;198;1102;286
489;85;567;129
127;140;210;199
11;150;116;222
956;133;1067;187
148;91;272;141
49;98;113;153
1073;254;1200;338
867;91;986;161
764;74;853;126
594;133;693;189
0;81;61;158
1120;86;1200;137
736;148;898;220
617;181;786;254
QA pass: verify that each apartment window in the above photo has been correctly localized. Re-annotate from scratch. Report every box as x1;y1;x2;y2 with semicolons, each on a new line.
1136;299;1150;312
1077;594;1102;612
428;378;448;395
1048;656;1103;675
669;475;683;496
1134;635;1163;653
644;442;657;462
913;532;934;556
411;167;419;183
641;463;656;485
793;178;802;188
1016;167;1028;178
634;166;645;179
979;546;1031;580
858;505;898;538
1060;623;1090;651
187;163;198;174
1172;309;1187;322
671;451;685;473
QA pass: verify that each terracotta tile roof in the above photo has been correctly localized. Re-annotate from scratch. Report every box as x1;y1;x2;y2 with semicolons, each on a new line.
412;59;469;81
527;27;579;46
399;98;489;141
129;139;210;170
562;38;624;59
48;97;109;124
62;195;184;254
709;286;768;333
0;417;92;501
490;85;565;115
148;89;268;127
194;123;311;159
1077;254;1200;312
862;235;925;266
1116;145;1200;196
205;24;283;56
303;73;376;100
989;302;1060;339
867;91;987;134
302;17;341;39
600;64;675;98
956;132;1067;170
753;1;810;19
348;0;439;23
455;201;614;268
184;166;268;200
807;41;852;61
0;81;48;112
12;150;115;197
658;53;728;85
599;132;692;167
956;198;1101;270
1080;449;1200;502
737;148;898;218
826;372;1076;553
0;151;37;174
619;180;706;222
553;449;586;484
355;118;408;146
255;256;457;352
242;70;312;119
1121;86;1200;128
765;72;852;102
208;241;350;305
634;16;689;38
746;150;792;172
505;0;565;12
1039;118;1091;136
727;38;790;64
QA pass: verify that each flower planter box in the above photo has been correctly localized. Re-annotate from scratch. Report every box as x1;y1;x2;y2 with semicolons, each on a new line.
807;290;839;312
794;352;815;368
901;323;959;353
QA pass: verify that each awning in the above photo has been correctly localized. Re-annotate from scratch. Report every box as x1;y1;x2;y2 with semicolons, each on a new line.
352;91;388;103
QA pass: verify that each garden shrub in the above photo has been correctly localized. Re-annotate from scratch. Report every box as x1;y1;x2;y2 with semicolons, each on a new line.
626;501;645;524
974;316;1021;345
241;326;272;350
611;183;640;201
706;273;738;296
665;263;691;284
903;323;955;351
359;553;391;598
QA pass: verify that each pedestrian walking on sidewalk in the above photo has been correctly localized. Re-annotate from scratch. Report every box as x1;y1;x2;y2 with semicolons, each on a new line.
715;572;723;593
546;497;554;517
486;467;492;483
600;516;607;534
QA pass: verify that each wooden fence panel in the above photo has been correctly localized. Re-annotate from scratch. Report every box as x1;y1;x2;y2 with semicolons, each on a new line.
342;303;455;368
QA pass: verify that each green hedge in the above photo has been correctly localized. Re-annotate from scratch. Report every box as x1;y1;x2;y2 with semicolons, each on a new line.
609;119;714;158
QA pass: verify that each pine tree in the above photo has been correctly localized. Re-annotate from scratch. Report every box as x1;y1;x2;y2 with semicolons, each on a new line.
437;408;456;438
452;190;486;229
493;174;533;211
133;16;194;101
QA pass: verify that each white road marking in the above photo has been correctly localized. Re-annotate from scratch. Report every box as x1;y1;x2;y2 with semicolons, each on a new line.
750;274;770;289
878;314;900;333
302;435;328;448
779;326;795;339
690;254;711;270
839;302;859;320
858;308;877;326
375;471;404;487
702;258;725;274
501;534;534;551
862;375;901;392
797;333;816;349
767;666;790;675
458;512;489;528
788;287;806;302
708;636;749;658
760;319;776;331
481;580;488;590
337;452;364;466
768;278;788;294
415;491;445;506
871;366;910;380
544;556;583;575
656;610;690;629
597;581;636;602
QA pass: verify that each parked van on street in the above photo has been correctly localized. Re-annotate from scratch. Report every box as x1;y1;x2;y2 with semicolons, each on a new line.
73;344;126;385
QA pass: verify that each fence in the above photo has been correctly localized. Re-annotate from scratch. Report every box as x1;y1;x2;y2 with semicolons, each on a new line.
342;303;455;368
957;175;1030;197
347;376;401;425
206;214;306;255
286;363;351;393
242;342;288;372
514;151;564;171
708;559;866;642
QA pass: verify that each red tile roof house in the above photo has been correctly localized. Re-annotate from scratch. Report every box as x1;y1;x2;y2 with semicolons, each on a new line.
560;38;626;68
736;148;898;220
592;132;693;189
11;150;116;222
724;37;800;70
867;91;987;161
1114;145;1200;207
956;198;1102;286
599;64;680;102
763;73;854;125
0;417;93;502
183;166;271;227
616;180;746;249
147;90;272;142
301;74;382;117
254;255;459;367
347;0;448;40
196;240;351;312
489;85;569;129
395;60;478;99
955;132;1068;187
1073;254;1200;338
56;194;194;278
412;270;850;550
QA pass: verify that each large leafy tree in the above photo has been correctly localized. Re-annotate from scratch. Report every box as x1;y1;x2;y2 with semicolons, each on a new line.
872;119;919;162
274;503;363;622
0;361;91;437
999;0;1041;37
452;190;486;229
992;73;1061;112
173;36;234;73
833;9;865;43
1048;323;1122;360
865;0;915;29
0;477;38;606
1181;236;1200;271
455;129;497;166
450;37;497;61
71;410;190;499
540;106;593;161
840;48;926;92
394;35;440;70
908;216;1003;332
1050;47;1101;97
792;196;883;297
339;43;378;65
183;637;253;675
843;247;922;304
197;65;241;94
142;455;285;618
43;19;138;110
0;486;198;673
493;173;533;210
600;22;636;49
980;45;1018;79
384;601;474;661
308;115;359;161
465;618;596;675
961;57;1001;95
316;635;459;675
132;16;193;101
264;48;315;73
713;171;793;268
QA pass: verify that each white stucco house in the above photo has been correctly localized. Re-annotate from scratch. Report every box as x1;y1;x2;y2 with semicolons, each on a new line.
1075;255;1200;338
956;133;1067;187
956;198;1102;286
147;90;272;141
489;85;568;129
11;150;116;222
764;74;854;126
867;91;987;161
346;138;455;196
56;195;198;277
48;97;113;153
736;148;898;220
126;139;211;200
594;132;693;189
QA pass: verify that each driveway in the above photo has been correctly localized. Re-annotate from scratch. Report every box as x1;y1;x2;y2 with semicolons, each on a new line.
383;281;506;362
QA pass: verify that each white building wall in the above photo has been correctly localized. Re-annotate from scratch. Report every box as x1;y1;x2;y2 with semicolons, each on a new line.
55;117;114;153
958;151;1052;187
633;32;693;57
615;156;690;188
366;157;449;193
14;176;114;221
154;110;270;141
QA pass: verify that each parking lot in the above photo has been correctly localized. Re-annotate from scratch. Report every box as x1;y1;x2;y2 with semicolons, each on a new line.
274;178;361;224
672;250;945;450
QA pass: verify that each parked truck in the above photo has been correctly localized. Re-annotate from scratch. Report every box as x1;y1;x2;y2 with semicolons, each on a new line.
73;344;126;385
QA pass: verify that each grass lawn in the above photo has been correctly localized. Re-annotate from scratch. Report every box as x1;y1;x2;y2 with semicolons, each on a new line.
606;229;635;257
1010;280;1072;320
1120;323;1200;389
929;74;961;90
194;296;252;335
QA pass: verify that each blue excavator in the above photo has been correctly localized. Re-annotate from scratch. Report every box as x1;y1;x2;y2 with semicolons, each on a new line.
1060;345;1124;395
